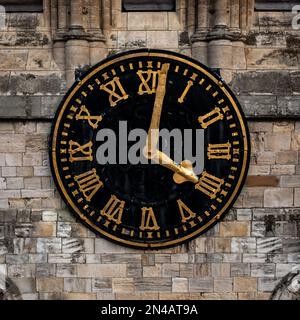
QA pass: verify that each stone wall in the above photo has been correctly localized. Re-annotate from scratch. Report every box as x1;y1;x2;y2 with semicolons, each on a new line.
0;0;299;300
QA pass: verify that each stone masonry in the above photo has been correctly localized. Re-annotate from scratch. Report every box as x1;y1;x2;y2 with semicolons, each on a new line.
0;0;299;300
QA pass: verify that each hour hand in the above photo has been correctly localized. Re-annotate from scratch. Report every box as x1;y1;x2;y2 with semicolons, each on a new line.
152;150;199;184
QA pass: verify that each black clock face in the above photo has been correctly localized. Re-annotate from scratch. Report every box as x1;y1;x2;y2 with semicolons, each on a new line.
50;49;250;249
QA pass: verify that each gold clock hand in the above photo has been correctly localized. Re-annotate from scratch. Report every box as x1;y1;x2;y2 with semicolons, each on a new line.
152;150;199;184
144;63;170;158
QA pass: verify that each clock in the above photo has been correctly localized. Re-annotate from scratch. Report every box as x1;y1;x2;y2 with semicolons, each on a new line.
50;49;250;249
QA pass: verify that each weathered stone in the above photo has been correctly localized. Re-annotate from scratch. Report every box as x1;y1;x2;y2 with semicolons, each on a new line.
91;278;112;293
172;277;188;293
219;222;250;237
189;278;213;292
214;278;233;293
135;278;172;292
233;277;257;292
239;95;277;118
231;237;256;253
37;278;63;292
251;263;275;278
128;12;168;31
264;188;293;207
211;263;230;277
257;237;282;254
64;278;92;293
231;71;292;95
112;278;135;293
77;264;126;278
9;73;64;95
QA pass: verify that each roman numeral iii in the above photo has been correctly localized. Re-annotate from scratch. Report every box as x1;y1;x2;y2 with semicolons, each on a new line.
195;171;224;199
207;142;231;160
100;195;125;225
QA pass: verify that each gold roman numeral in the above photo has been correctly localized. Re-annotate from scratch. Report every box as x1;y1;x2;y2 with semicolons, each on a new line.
177;199;196;223
198;107;224;129
75;105;102;129
100;195;125;225
195;171;224;199
137;69;160;95
140;207;160;231
68;140;93;162
100;76;128;107
207;141;231;160
74;168;103;202
178;80;193;103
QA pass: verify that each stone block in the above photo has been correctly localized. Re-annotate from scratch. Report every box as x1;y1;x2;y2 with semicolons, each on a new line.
36;278;63;292
57;222;72;238
128;12;168;30
146;31;178;49
231;71;292;96
12;277;36;294
239;95;277;118
170;254;189;263
112;278;135;293
257;237;282;253
172;277;188;293
63;292;97;301
245;48;298;69
295;188;300;206
211;263;230;277
219;222;250;237
36;238;61;254
243;254;267;263
2;167;17;177
231;237;256;253
92;278;112;292
251;263;275;277
162;263;179;277
257;278;280;292
233;277;257;292
230;263;250;277
189;278;213;293
264;188;293;207
21;189;54;198
64;278;92;293
56;264;77;278
214;278;233;293
77;264;126;278
24;177;42;190
42;210;57;222
280;175;300;187
271;164;295;175
135;278;172;292
214;238;231;253
117;31;146;49
31;222;56;237
0;50;28;70
5;153;22;166
143;264;162;277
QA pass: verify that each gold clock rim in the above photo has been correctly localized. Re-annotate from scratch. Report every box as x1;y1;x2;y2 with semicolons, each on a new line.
51;50;249;249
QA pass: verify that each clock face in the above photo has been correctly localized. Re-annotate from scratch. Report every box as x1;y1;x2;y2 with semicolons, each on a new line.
50;49;250;249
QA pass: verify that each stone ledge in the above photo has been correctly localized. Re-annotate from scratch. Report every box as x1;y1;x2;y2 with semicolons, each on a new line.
0;94;299;120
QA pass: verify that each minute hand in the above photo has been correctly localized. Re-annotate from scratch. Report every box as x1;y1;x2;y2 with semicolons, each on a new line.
145;63;170;157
